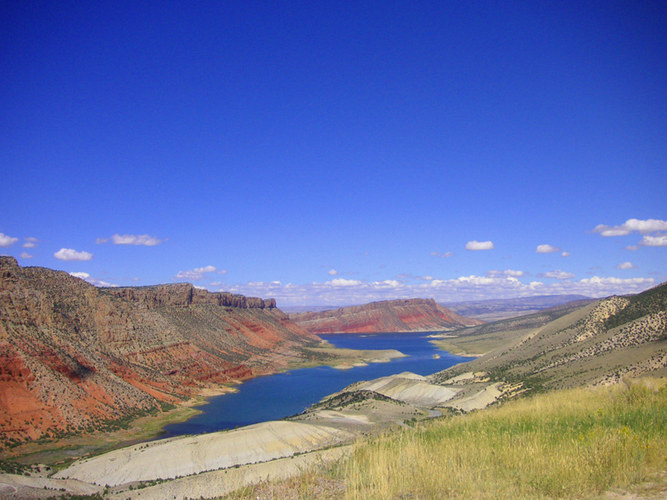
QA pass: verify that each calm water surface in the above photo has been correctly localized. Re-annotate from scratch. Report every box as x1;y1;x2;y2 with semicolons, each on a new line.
160;332;469;437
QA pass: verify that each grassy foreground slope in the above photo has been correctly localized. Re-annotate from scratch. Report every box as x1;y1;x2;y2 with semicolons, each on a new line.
226;379;666;499
343;379;666;499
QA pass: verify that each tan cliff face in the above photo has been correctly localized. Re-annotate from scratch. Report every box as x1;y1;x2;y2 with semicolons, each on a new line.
290;298;484;334
0;257;319;445
107;284;277;310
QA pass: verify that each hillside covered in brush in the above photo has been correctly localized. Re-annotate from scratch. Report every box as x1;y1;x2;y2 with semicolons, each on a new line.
432;282;667;396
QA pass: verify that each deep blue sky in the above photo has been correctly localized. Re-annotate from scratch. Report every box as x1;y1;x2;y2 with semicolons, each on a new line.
2;1;665;305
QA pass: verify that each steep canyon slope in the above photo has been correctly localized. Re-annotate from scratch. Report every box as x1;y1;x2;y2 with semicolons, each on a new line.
290;298;483;334
0;257;320;446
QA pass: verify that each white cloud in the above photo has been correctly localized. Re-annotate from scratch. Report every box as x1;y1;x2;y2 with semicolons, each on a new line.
328;269;338;276
69;271;117;287
486;269;525;278
561;251;571;257
465;240;494;251
371;280;401;288
617;262;636;270
100;233;166;246
175;265;218;281
538;270;576;280
536;244;559;254
593;218;667;237
578;276;653;288
431;251;454;258
223;274;655;307
0;233;18;247
54;248;93;261
639;234;667;247
327;278;363;287
20;252;33;259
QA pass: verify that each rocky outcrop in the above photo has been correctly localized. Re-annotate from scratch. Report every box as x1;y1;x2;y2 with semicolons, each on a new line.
108;284;276;310
290;298;483;334
0;257;319;445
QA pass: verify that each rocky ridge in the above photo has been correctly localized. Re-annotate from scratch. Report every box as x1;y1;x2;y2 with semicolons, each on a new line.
0;257;320;446
290;298;483;334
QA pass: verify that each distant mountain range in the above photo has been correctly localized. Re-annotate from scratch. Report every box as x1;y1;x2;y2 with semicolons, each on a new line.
0;257;320;446
442;294;593;321
290;298;483;334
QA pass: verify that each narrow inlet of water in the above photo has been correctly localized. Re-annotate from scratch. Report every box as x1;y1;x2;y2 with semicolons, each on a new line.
160;332;470;437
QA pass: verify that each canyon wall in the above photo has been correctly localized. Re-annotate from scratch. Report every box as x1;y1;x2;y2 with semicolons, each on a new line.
290;298;483;334
0;257;319;445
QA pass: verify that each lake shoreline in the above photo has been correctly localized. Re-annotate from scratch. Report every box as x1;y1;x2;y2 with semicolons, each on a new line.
0;339;410;467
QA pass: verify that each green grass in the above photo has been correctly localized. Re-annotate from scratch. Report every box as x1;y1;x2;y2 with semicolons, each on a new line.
343;378;666;499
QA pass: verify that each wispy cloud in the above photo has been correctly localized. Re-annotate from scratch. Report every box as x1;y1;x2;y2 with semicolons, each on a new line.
486;269;525;278
616;262;636;270
54;248;93;261
328;269;339;276
536;244;559;254
0;233;18;247
327;278;363;286
20;252;33;259
431;251;454;258
175;265;218;281
69;271;117;287
538;270;576;280
97;233;165;246
23;237;38;248
465;240;494;251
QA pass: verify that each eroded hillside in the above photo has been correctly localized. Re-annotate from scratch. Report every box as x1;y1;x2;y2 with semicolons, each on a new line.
431;283;667;399
0;257;320;446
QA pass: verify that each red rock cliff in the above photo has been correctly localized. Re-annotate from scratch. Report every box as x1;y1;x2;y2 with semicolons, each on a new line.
290;298;483;334
0;257;318;445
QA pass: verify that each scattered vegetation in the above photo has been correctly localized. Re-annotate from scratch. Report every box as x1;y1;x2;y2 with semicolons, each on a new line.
0;459;33;474
604;282;666;331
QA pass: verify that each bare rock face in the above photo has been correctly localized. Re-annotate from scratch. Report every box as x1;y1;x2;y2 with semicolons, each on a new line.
290;298;484;334
0;257;318;446
107;284;276;310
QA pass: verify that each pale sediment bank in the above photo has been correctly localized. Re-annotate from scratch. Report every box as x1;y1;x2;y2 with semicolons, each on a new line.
106;446;353;500
54;421;355;486
8;370;510;499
